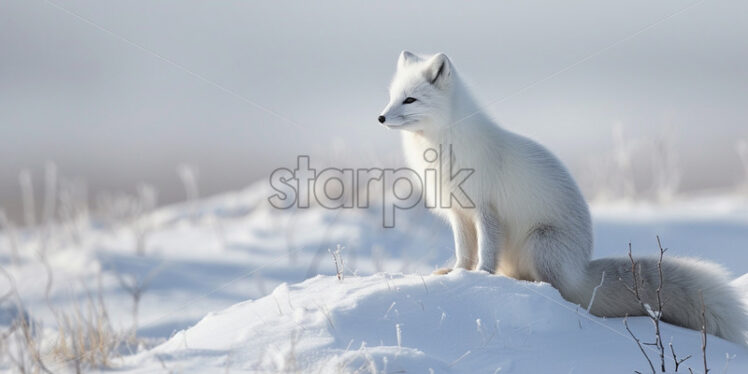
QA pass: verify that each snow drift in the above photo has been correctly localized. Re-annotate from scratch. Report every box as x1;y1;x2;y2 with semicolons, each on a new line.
125;271;748;373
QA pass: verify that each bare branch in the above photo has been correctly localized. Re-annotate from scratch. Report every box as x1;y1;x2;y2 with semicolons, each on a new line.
624;315;656;374
669;342;691;372
700;292;709;374
586;271;606;313
653;236;667;372
115;264;163;340
328;244;344;281
622;238;688;373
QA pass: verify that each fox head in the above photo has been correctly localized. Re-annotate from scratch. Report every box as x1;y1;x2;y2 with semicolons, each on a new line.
378;51;454;131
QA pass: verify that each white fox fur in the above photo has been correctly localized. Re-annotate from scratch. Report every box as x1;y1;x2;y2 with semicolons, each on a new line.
378;51;748;345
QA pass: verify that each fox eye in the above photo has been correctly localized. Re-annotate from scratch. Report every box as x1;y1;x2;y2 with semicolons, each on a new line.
402;97;417;104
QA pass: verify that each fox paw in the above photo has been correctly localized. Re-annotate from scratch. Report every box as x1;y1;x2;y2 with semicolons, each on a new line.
432;267;453;275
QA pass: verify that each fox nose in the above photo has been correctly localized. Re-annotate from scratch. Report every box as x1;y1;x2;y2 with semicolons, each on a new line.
378;115;386;124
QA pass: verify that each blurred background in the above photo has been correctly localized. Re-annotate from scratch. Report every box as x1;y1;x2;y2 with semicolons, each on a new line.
2;4;748;371
2;0;748;223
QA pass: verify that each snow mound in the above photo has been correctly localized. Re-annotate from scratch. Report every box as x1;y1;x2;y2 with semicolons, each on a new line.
125;271;748;373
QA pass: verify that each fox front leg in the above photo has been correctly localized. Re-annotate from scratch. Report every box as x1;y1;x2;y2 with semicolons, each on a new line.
475;209;502;273
433;212;477;275
452;212;478;270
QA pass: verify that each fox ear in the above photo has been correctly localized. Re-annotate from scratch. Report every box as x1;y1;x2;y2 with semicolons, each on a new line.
398;50;417;68
423;53;451;87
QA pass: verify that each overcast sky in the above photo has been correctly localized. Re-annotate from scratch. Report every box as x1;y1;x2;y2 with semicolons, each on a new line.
2;0;747;220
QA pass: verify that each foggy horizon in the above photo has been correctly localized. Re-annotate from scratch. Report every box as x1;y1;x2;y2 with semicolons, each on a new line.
3;0;748;222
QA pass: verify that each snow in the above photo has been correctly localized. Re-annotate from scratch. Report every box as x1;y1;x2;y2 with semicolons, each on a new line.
2;182;748;373
125;271;748;373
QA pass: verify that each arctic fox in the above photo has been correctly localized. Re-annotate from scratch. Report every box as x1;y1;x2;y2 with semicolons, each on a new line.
378;51;748;345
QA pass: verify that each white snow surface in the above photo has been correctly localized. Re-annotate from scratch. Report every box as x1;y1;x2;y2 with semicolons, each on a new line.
2;182;748;373
126;271;748;373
